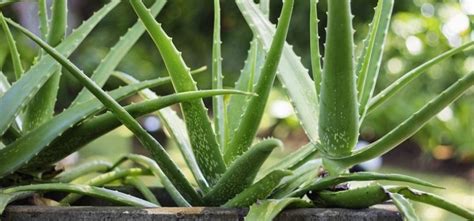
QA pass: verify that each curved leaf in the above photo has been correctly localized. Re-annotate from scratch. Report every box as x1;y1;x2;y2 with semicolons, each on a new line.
389;192;420;221
245;198;313;221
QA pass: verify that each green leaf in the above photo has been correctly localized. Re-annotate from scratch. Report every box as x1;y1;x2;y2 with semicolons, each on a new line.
23;89;249;173
368;41;474;113
124;176;160;206
310;0;322;95
389;192;420;221
2;77;171;175
131;0;226;186
236;0;320;143
112;71;210;192
0;71;22;142
0;191;33;215
37;0;48;40
244;198;313;221
72;0;166;105
329;72;474;170
54;160;113;183
60;168;150;205
0;13;24;80
23;0;68;131
225;0;294;164
223;170;292;208
263;143;319;174
204;139;282;206
388;186;474;220
117;154;191;207
270;159;321;199
356;0;394;122
319;0;359;160
3;183;158;207
291;171;442;198
212;0;225;150
0;0;120;136
312;184;389;209
8;18;203;205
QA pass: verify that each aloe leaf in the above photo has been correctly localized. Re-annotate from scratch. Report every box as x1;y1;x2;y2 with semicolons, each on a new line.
0;13;24;80
223;170;292;208
236;0;319;143
23;89;249;173
7;20;203;205
225;39;265;150
225;0;294;164
388;192;420;221
291;171;442;198
270;159;322;199
60;168;150;205
54;160;113;183
330;72;474;170
357;0;394;122
131;0;226;186
204;139;282;206
72;0;166;105
319;0;358;161
0;191;33;214
388;186;474;219
244;198;313;221
2;78;171;175
3;183;158;207
264;143;319;174
368;41;474;113
38;0;48;40
119;154;191;207
0;0;120;136
24;0;68;131
0;72;22;142
112;71;209;192
312;184;389;209
211;0;225;150
310;0;322;95
124;176;160;206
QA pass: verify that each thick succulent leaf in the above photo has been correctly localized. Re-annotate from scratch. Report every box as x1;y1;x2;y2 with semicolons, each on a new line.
72;0;166;105
328;72;474;171
0;0;120;136
225;0;294;164
388;186;474;220
310;0;322;95
1;78;170;176
204;139;281;205
237;0;319;143
112;71;209;192
124;176;160;206
357;0;394;122
54;160;113;183
368;41;474;113
60;168;149;205
24;0;68;131
270;159;321;199
211;0;225;150
3;183;158;207
0;13;24;80
22;89;249;173
0;192;33;214
244;198;313;221
8;21;203;205
37;0;48;40
0;72;22;141
223;170;292;208
312;184;389;209
131;0;226;186
291;171;441;198
319;0;359;160
389;192;420;221
117;154;190;207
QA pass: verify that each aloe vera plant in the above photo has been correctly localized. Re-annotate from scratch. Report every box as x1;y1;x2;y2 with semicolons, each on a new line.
0;0;473;220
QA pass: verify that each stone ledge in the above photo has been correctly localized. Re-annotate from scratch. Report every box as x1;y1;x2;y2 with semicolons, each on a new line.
2;204;401;221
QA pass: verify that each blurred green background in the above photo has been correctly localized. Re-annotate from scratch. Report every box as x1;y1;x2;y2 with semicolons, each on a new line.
0;0;472;220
